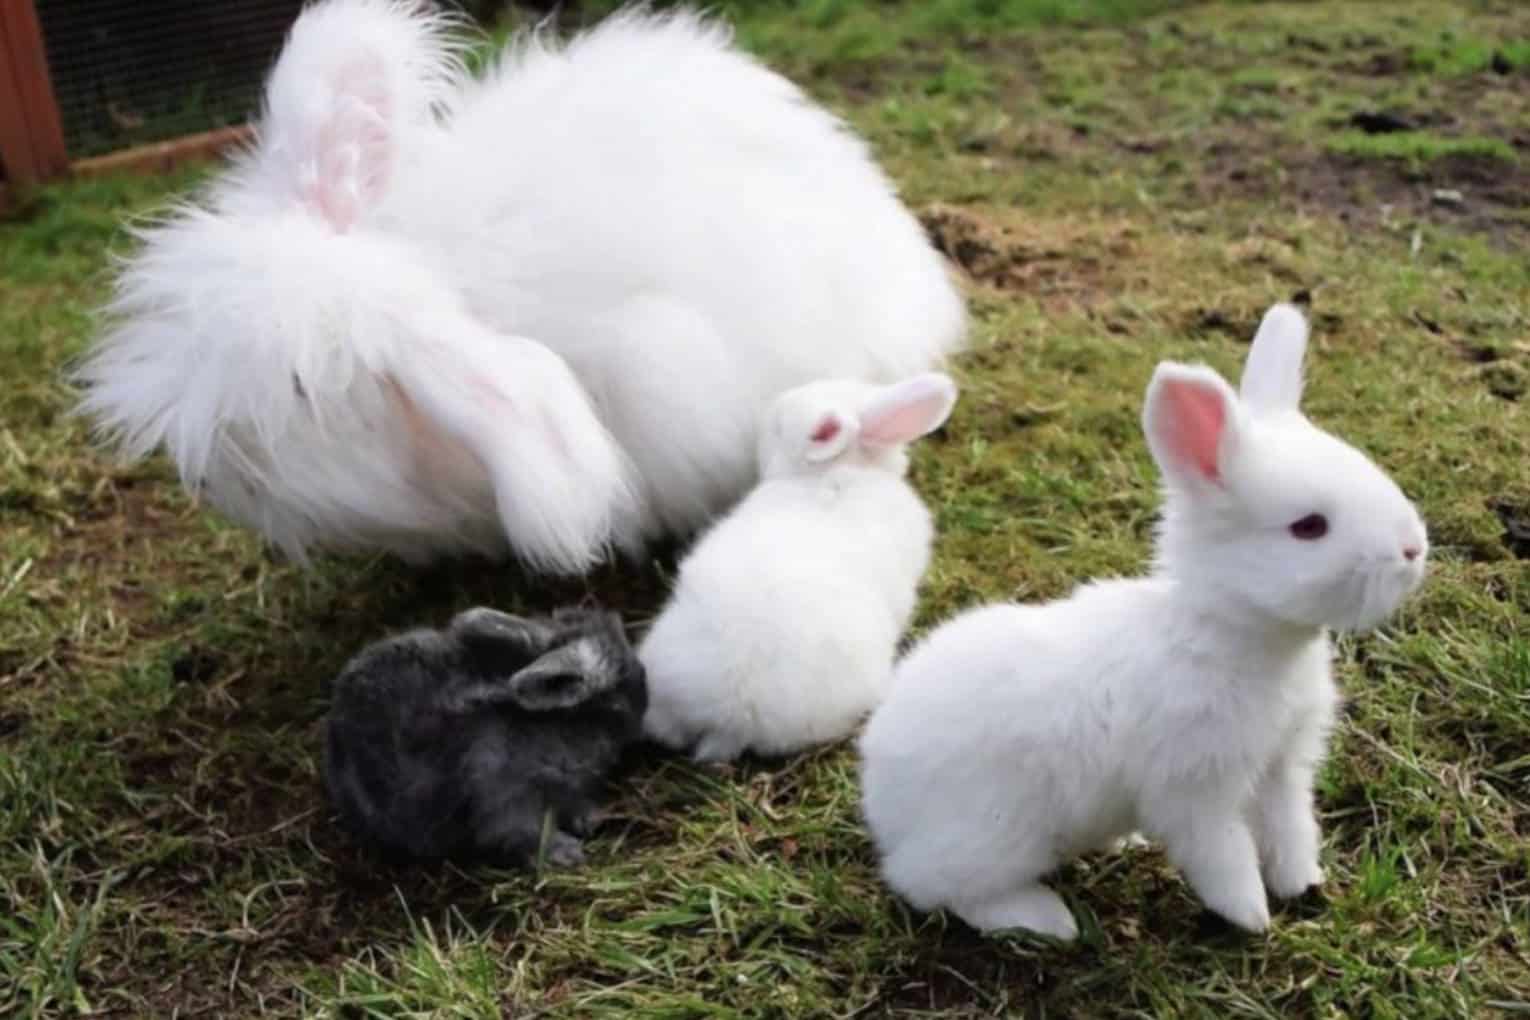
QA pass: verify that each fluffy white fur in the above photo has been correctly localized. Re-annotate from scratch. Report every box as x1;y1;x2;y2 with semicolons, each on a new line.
858;305;1429;940
639;373;957;762
72;0;964;572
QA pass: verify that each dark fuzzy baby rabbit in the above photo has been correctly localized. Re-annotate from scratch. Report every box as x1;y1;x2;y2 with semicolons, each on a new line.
322;607;647;866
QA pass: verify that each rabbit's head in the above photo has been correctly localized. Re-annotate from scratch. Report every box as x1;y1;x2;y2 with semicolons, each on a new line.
1144;304;1427;632
758;373;957;479
451;608;648;726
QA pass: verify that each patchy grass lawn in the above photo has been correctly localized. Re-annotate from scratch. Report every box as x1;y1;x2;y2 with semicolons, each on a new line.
3;1;1528;1017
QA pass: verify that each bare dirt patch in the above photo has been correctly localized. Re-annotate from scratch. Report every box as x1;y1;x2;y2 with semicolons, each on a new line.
1180;47;1530;240
30;475;196;605
1189;136;1530;240
919;203;1136;307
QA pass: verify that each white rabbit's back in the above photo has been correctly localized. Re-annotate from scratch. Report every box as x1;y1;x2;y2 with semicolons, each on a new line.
641;474;933;757
427;10;955;379
386;12;964;540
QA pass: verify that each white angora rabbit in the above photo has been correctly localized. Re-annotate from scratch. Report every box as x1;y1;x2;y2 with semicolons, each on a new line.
639;372;956;762
73;0;964;573
859;304;1428;940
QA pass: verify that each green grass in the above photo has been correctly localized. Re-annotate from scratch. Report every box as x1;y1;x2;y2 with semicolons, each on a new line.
1410;34;1530;76
576;0;1202;72
1328;130;1518;165
3;1;1530;1017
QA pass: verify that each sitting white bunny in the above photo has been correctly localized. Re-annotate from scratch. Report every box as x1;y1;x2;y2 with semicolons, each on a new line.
859;304;1428;940
73;0;963;574
640;373;956;762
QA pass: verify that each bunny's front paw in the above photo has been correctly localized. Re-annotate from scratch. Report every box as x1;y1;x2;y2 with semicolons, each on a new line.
542;831;586;868
1264;855;1324;900
692;730;746;764
1167;816;1270;934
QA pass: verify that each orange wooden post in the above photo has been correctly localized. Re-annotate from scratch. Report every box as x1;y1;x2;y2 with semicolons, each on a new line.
0;0;69;189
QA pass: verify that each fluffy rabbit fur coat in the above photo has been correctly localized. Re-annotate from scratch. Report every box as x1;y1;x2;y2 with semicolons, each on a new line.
73;0;964;573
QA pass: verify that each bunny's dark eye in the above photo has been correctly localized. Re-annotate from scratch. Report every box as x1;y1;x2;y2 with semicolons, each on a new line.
1289;513;1329;540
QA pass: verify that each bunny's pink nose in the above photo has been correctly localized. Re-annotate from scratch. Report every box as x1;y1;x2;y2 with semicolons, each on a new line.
1402;546;1421;562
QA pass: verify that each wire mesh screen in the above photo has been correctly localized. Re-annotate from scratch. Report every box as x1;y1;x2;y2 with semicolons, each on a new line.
34;0;306;159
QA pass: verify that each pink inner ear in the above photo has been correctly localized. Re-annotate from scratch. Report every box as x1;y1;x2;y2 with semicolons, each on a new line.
310;55;393;233
810;417;841;443
860;378;954;446
1157;377;1227;483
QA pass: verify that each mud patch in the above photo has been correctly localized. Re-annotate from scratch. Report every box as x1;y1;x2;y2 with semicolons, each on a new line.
919;204;1134;306
1193;136;1530;240
34;477;195;579
1185;43;1530;238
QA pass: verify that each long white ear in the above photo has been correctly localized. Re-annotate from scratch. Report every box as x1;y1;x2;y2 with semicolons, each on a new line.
858;373;958;447
1240;303;1308;413
258;0;464;231
386;325;635;575
1143;363;1241;490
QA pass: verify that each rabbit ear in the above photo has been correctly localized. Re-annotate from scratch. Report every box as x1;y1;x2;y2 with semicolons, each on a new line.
803;412;856;463
449;608;554;653
302;55;394;232
508;640;615;712
1239;303;1308;414
385;325;634;575
259;0;463;232
858;373;958;448
1143;363;1242;489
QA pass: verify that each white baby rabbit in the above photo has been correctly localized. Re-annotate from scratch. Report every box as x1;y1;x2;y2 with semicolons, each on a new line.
859;304;1428;940
639;372;957;763
71;0;964;574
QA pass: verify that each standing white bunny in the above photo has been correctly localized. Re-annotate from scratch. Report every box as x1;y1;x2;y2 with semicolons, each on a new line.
859;305;1428;940
639;372;957;762
73;0;964;574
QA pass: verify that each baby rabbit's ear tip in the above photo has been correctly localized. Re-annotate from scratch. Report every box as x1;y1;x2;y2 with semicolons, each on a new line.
1253;303;1310;343
860;372;960;446
906;371;958;402
917;372;960;413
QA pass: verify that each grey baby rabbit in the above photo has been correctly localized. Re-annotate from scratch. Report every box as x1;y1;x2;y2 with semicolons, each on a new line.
322;607;647;866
